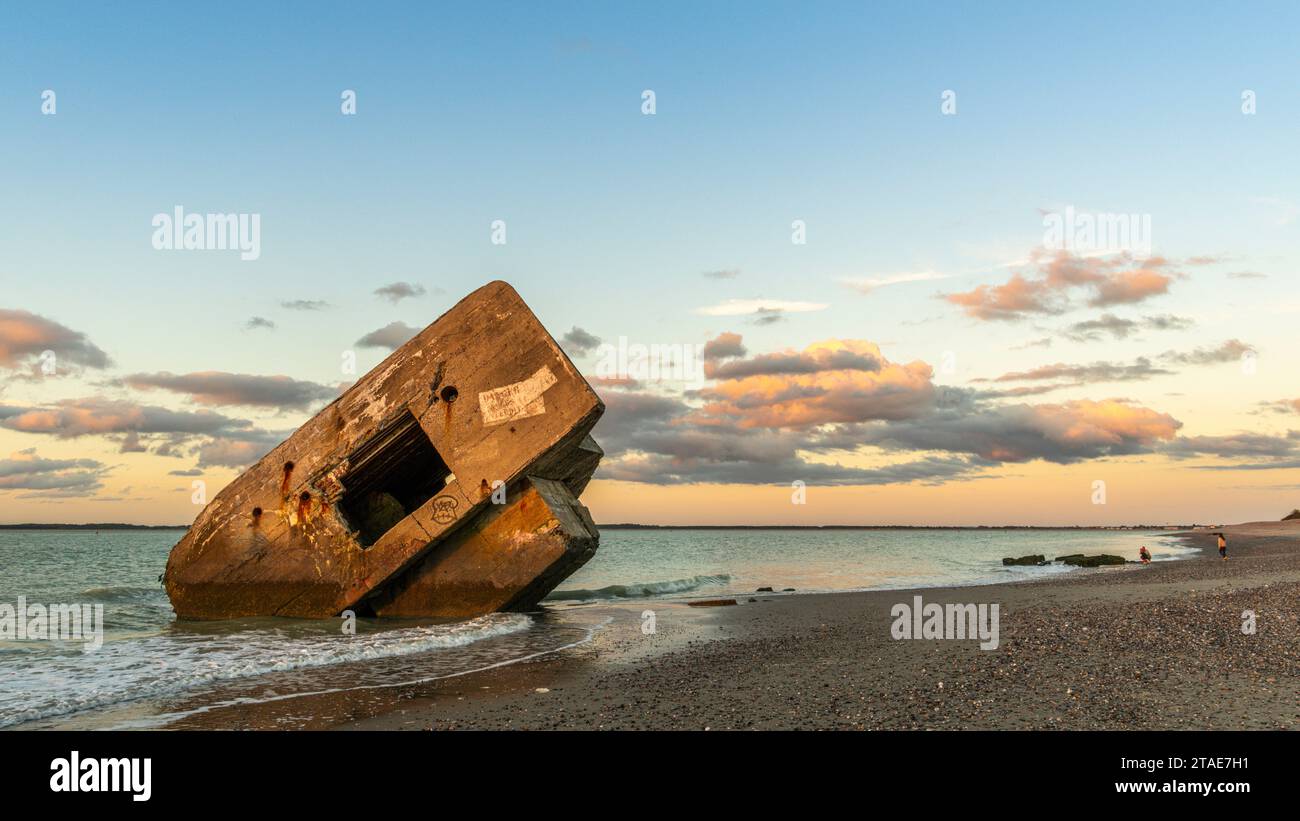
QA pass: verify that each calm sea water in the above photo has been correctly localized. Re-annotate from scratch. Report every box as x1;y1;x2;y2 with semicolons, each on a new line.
0;526;1192;729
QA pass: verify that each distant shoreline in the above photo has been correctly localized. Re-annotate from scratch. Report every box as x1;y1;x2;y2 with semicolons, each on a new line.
596;523;1196;531
0;523;189;530
0;522;1198;532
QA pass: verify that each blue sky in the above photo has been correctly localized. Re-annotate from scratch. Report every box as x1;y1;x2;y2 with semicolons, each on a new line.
2;2;1298;523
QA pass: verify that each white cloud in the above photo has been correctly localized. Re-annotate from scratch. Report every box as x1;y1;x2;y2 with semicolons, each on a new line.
840;271;950;294
695;298;828;317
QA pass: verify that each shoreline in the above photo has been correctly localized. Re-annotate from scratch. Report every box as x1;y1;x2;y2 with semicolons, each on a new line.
4;527;1181;730
597;524;1200;531
129;521;1298;731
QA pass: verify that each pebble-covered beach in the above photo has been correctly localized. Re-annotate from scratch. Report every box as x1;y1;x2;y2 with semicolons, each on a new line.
338;523;1300;731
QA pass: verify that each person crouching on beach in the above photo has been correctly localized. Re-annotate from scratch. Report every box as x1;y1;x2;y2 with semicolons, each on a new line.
1218;533;1228;561
1139;545;1151;564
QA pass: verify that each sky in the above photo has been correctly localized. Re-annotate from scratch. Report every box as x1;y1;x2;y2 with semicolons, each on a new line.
1;1;1298;525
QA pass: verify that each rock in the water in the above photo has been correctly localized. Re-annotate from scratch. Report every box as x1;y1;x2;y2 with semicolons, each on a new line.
688;599;738;607
756;586;774;592
1058;554;1126;567
1002;554;1046;566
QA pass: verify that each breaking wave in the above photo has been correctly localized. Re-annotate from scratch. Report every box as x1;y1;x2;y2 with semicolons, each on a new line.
79;585;160;601
0;613;533;729
546;574;731;602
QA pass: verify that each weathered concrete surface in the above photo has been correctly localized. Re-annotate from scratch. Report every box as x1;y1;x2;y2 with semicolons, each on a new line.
367;476;599;618
164;281;604;620
536;434;603;497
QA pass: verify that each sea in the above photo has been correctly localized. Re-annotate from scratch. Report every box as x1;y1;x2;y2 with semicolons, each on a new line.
0;526;1195;729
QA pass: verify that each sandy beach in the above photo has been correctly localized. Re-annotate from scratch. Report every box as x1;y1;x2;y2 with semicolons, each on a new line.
151;522;1297;731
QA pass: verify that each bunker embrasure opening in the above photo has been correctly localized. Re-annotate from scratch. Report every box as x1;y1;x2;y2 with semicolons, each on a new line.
339;411;452;546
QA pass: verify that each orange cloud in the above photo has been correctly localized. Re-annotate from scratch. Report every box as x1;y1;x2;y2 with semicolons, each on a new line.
1089;263;1175;306
944;251;1180;321
122;371;336;410
1028;399;1181;449
0;309;112;371
944;273;1059;320
695;340;934;429
0;398;248;438
864;398;1181;463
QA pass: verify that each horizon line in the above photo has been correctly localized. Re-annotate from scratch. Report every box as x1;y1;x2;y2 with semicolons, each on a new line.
0;521;1225;531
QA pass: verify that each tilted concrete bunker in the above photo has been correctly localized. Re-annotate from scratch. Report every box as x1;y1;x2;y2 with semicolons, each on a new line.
164;281;603;620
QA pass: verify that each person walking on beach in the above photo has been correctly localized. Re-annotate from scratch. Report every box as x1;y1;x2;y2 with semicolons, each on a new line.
1139;545;1151;564
1217;533;1228;561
